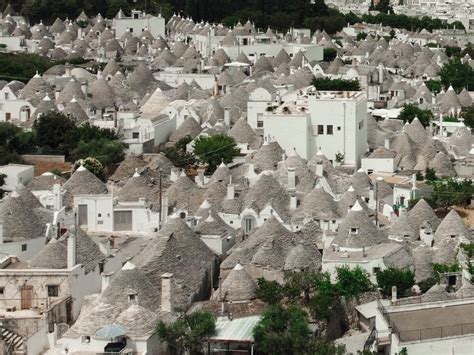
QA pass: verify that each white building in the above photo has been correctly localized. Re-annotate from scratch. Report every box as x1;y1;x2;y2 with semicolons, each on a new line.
112;10;165;39
261;89;368;167
0;164;34;191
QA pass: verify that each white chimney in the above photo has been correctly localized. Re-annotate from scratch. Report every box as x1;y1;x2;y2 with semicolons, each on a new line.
99;239;110;257
290;195;297;210
315;161;323;177
67;233;76;269
161;273;173;313
224;107;230;127
101;272;113;293
287;167;296;190
412;173;417;190
65;65;72;78
55;90;60;101
391;286;397;303
161;195;169;224
170;168;180;182
53;183;62;211
195;168;205;186
384;138;391;150
227;182;235;200
80;82;88;95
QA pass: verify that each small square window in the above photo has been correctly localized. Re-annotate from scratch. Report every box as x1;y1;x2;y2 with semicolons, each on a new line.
327;125;333;135
81;335;91;344
337;126;341;131
21;244;27;252
373;267;381;275
257;121;263;128
317;125;324;135
350;228;358;234
98;213;102;217
132;132;139;139
47;285;59;297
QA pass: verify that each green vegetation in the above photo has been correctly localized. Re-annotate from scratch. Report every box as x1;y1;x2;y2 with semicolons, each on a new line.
33;112;124;167
430;178;474;210
76;157;104;180
192;134;240;173
424;79;442;93
335;266;373;300
376;268;415;298
2;0;461;34
0;53;53;82
398;103;433;127
0;113;124;176
156;310;216;355
164;135;198;169
425;167;438;182
461;106;474;129
313;77;361;91
253;304;345;355
323;47;337;62
439;59;474;92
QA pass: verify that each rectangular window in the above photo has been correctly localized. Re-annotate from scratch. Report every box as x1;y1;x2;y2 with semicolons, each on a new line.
129;27;134;32
257;120;263;128
337;126;341;131
4;93;9;100
359;120;364;129
132;132;139;139
47;285;59;297
0;287;4;295
21;244;27;252
373;267;381;275
327;125;333;135
317;125;324;135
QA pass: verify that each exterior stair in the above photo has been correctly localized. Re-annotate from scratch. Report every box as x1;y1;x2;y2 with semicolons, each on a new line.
2;328;25;354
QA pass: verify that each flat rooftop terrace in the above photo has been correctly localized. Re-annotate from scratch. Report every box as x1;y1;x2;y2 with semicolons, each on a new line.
389;302;474;342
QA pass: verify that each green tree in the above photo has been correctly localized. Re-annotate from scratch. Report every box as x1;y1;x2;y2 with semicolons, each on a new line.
164;135;197;169
323;48;337;62
256;278;284;305
253;304;311;355
460;106;474;129
70;138;124;167
336;266;373;300
439;59;474;92
34;112;76;152
424;80;442;93
313;77;361;91
156;310;216;355
376;268;415;298
425;167;437;182
193;134;240;173
398;104;433;127
431;178;474;209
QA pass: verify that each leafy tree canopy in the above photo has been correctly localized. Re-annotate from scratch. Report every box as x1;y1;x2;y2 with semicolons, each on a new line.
193;134;240;173
335;266;373;300
323;48;337;62
156;310;216;355
376;267;415;298
398;103;433;127
439;59;474;92
431;178;474;209
313;77;361;91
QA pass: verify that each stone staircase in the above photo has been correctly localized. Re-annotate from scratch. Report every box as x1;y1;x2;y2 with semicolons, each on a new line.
2;328;25;354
